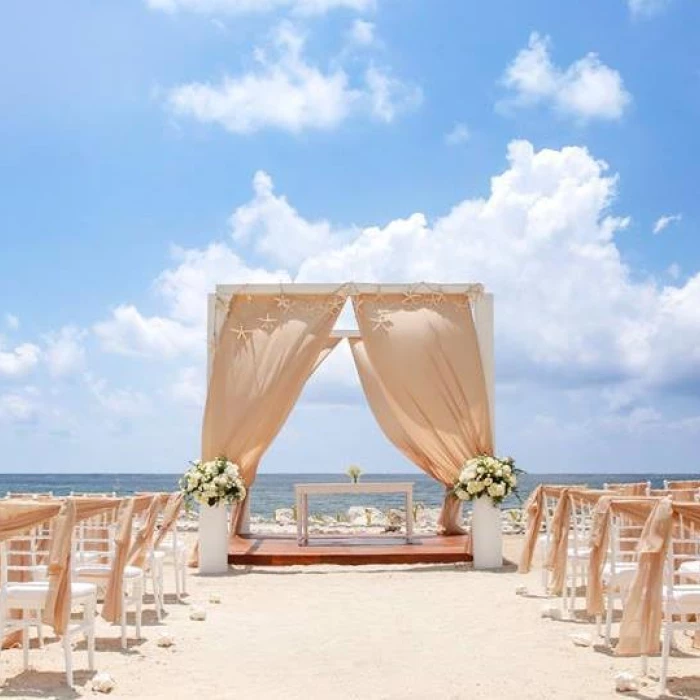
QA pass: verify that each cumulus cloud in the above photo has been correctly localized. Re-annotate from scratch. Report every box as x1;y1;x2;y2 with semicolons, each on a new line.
653;213;682;234
348;19;375;46
0;342;41;379
84;374;152;417
166;23;420;134
102;140;700;413
445;122;471;146
230;170;346;266
628;0;671;17
94;244;289;358
502;33;631;122
43;326;87;378
146;0;375;15
170;366;205;406
0;390;39;424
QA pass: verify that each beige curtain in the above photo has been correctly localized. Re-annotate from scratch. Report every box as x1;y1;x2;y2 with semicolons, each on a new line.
103;499;136;624
666;480;700;490
128;495;165;568
350;293;493;535
153;493;184;550
616;498;675;656
202;292;343;538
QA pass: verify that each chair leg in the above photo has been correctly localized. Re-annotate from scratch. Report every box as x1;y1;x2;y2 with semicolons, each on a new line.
151;568;162;622
121;597;127;650
174;557;181;600
63;634;73;687
641;654;648;677
605;594;614;646
22;625;29;670
135;581;143;639
595;614;602;637
660;626;672;694
87;600;96;671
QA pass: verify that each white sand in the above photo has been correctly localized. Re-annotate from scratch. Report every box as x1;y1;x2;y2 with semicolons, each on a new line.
1;537;698;699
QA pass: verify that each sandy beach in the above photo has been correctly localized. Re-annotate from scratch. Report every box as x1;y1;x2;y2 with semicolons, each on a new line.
2;535;697;700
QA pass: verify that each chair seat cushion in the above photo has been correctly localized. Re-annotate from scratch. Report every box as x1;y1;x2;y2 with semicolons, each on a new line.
5;581;96;603
77;564;143;579
602;562;637;587
678;559;700;578
568;547;591;559
663;584;700;608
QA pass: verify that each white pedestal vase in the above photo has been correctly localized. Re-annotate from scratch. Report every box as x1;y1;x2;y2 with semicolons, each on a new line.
198;503;229;575
471;497;503;569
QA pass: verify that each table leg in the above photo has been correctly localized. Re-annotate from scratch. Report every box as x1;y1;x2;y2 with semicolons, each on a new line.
303;494;309;545
406;489;414;543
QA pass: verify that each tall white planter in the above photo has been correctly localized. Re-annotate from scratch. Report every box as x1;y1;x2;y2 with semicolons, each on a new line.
471;497;503;569
198;503;229;575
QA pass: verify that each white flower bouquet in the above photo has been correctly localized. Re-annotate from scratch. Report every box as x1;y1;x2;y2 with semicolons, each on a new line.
453;455;520;506
179;456;247;507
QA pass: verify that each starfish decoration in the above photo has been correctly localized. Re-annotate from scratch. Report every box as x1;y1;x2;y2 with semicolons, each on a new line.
231;324;253;341
402;290;422;307
326;296;345;315
429;292;445;307
370;310;392;332
275;294;292;313
258;313;277;331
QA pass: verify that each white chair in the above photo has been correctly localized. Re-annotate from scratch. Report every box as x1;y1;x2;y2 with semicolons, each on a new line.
564;493;594;611
648;512;700;694
600;516;643;645
0;538;97;686
156;526;187;600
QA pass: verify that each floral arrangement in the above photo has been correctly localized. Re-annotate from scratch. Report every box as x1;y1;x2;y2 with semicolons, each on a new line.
346;464;362;484
180;457;247;507
453;455;520;505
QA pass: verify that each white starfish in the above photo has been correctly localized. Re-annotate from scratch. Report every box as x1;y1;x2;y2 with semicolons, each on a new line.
326;296;345;315
275;294;292;312
402;290;422;307
258;313;277;331
231;324;253;341
429;292;445;306
370;311;392;332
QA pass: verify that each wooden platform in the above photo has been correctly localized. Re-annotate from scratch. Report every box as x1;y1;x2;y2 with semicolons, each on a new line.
228;534;473;566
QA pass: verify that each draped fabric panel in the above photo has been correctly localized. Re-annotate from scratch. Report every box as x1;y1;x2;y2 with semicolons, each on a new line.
153;493;184;551
350;293;492;535
202;293;343;538
128;495;166;568
103;499;135;624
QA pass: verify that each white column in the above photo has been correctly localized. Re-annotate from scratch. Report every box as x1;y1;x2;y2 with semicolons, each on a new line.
198;504;229;575
473;292;495;446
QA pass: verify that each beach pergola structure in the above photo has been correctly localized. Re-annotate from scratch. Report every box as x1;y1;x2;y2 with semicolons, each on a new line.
203;282;495;539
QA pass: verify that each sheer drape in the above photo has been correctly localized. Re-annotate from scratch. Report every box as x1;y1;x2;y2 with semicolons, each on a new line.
350;293;493;535
202;293;343;537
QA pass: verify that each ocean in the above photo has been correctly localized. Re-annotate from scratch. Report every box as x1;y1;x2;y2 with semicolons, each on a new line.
0;472;697;518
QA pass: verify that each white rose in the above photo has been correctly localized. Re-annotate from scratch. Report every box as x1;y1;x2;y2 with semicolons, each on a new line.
484;477;493;486
495;469;503;478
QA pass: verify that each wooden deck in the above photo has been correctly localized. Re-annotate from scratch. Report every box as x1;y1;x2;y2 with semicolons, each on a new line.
228;534;473;566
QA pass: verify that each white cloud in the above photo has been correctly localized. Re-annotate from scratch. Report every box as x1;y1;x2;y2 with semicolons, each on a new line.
85;374;152;417
4;314;19;330
445;122;471;146
348;19;375;46
0;342;41;379
628;0;671;17
146;0;375;15
95;244;289;358
93;305;201;358
653;213;682;234
170;366;205;406
0;391;39;424
43;326;86;378
166;23;420;134
502;33;631;122
230;171;344;266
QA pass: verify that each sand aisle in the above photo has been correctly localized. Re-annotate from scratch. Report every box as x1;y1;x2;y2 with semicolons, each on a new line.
1;538;694;699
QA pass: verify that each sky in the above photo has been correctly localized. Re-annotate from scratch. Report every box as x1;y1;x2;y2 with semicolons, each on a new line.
1;0;700;475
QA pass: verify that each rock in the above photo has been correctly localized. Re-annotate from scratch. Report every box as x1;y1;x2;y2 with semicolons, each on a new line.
189;606;207;621
92;672;116;693
515;585;528;596
274;508;295;525
614;672;639;692
570;632;593;647
209;592;222;604
347;506;385;527
156;632;175;648
540;604;564;620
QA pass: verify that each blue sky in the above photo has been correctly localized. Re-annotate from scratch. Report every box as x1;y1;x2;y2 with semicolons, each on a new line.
2;0;700;474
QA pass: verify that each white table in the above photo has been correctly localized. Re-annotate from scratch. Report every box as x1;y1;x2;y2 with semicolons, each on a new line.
295;482;414;545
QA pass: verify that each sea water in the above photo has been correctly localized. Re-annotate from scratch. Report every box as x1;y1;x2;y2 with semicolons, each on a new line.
0;472;696;519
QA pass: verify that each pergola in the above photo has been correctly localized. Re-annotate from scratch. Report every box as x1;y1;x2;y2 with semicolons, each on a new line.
202;282;495;546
